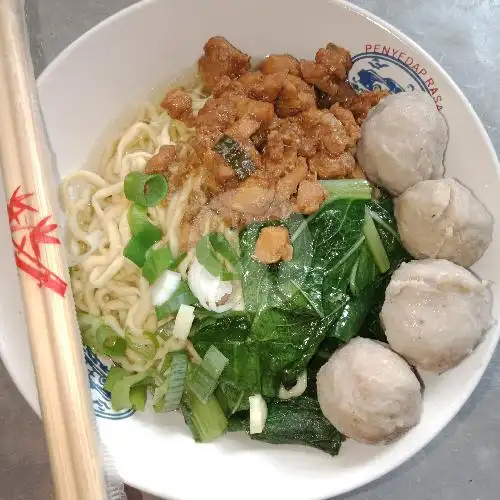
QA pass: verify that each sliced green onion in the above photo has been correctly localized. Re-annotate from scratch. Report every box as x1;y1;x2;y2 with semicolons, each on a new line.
249;394;268;434
196;234;238;280
129;384;147;411
208;233;238;266
111;370;156;411
123;228;162;268
155;281;196;320
172;304;195;340
188;345;229;403
363;206;390;273
181;390;228;442
143;247;175;284
104;366;128;392
320;179;373;201
128;204;153;235
77;311;101;349
153;352;188;412
213;135;256;180
126;331;157;360
124;172;168;207
95;325;127;357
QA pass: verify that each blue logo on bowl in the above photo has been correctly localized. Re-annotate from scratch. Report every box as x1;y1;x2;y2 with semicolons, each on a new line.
85;347;134;420
349;46;443;110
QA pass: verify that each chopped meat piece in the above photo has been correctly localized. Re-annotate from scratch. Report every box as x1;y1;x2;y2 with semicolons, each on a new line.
238;71;287;102
330;103;361;148
295;180;327;214
315;43;352;80
251;128;268;153
196;98;237;130
335;81;358;104
211;185;292;228
229;95;275;125
212;76;245;98
309;151;356;179
264;130;285;162
204;150;237;184
300;60;339;95
276;157;308;200
346;90;389;124
198;36;251;91
160;88;194;124
350;164;367;180
254;226;293;264
301;109;350;157
275;75;316;118
145;145;177;174
259;54;301;76
225;115;261;140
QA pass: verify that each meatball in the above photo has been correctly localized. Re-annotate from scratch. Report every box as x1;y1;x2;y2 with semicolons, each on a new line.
357;91;448;195
317;337;422;444
381;259;492;373
395;178;493;267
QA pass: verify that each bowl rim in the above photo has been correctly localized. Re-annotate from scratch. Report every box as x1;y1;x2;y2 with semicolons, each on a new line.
5;0;498;498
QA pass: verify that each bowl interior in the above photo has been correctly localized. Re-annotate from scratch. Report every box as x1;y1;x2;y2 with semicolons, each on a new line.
1;0;499;499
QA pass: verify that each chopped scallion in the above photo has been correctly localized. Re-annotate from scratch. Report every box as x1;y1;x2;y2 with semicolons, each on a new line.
96;325;127;357
104;366;128;392
153;352;188;412
320;179;373;201
124;172;168;207
123;228;162;268
155;281;196;320
111;370;156;411
143;247;176;284
188;345;229;403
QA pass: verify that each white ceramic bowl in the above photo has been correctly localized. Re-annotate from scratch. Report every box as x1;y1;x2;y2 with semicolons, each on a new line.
1;1;499;499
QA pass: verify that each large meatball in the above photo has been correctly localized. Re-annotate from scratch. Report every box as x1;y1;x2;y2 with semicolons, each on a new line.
317;337;422;444
357;91;448;195
381;259;492;373
395;178;493;267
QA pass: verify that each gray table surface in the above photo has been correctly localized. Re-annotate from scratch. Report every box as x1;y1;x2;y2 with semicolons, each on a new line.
1;1;499;499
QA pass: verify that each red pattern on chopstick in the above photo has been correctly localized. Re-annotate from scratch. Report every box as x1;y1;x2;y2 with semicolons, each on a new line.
7;186;68;297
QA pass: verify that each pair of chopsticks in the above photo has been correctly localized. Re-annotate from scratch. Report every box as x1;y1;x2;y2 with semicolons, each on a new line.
0;1;106;499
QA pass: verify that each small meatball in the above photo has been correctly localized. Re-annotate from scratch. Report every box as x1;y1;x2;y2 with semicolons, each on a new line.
395;179;493;267
347;90;388;124
145;145;177;174
276;157;308;200
275;75;316;118
317;338;422;444
295;180;327;214
254;226;293;264
160;88;194;124
225;115;261;141
198;36;251;91
238;71;287;102
381;259;493;373
330;103;361;148
315;43;353;80
309;151;355;179
259;54;301;76
357;91;448;196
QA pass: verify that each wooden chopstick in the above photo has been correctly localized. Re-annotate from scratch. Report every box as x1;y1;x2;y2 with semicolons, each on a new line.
0;1;106;499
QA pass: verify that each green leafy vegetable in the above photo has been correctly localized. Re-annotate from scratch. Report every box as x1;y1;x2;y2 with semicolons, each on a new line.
229;395;344;457
190;312;260;414
363;206;390;273
181;363;228;442
213;135;256;180
124;171;168;207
